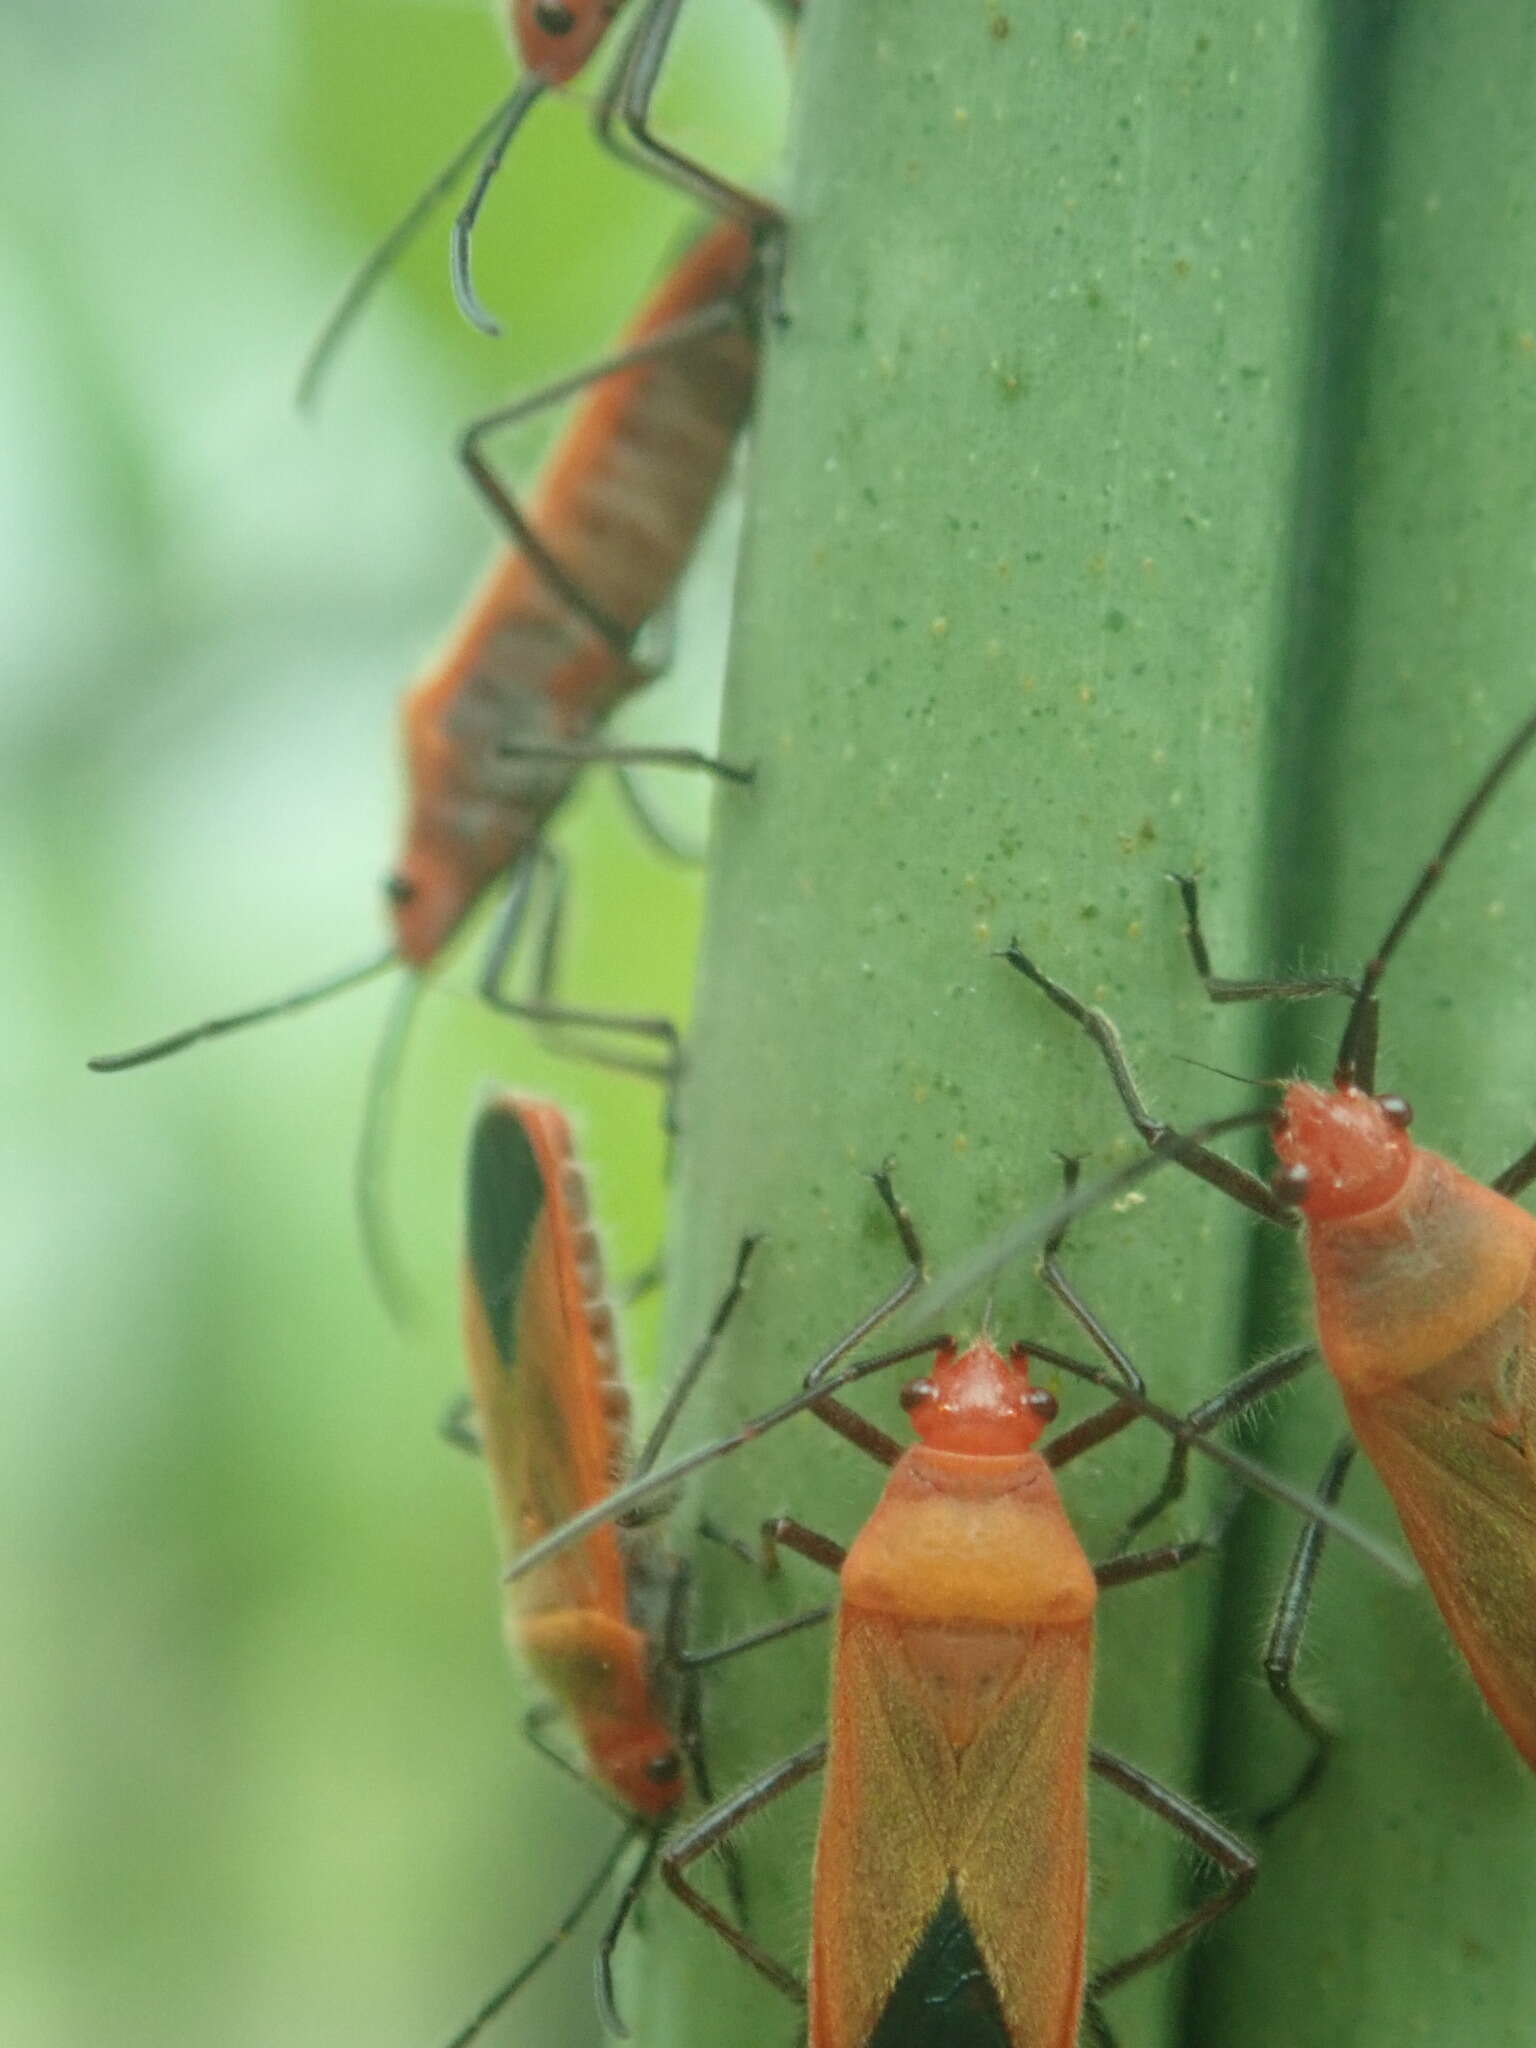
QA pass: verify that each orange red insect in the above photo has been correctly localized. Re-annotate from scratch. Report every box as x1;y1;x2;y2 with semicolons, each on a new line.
448;1092;787;2039
1001;707;1536;1793
499;1167;1413;2042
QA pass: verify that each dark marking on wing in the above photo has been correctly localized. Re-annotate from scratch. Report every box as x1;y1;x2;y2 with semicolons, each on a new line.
870;1887;1011;2048
467;1103;547;1368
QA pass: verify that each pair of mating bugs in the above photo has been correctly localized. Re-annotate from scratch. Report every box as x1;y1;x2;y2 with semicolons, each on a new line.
447;707;1536;2047
94;0;798;1177
93;212;776;1302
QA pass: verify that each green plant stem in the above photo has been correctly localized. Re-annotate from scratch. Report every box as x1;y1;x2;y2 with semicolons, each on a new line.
629;4;1378;2044
1196;9;1536;2046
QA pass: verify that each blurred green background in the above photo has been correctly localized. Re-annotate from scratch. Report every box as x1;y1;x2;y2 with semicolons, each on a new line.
1;2;784;2040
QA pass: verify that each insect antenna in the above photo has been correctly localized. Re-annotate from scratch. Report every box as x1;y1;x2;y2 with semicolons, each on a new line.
911;1106;1277;1329
439;1820;639;2048
88;948;397;1072
1017;1337;1413;1586
353;973;424;1327
1336;702;1536;1087
451;75;549;337
295;95;521;410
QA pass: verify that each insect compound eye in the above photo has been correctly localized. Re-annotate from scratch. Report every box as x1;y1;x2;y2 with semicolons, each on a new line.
1026;1387;1060;1425
1271;1161;1311;1207
1376;1093;1414;1130
645;1748;681;1785
534;0;576;32
384;871;417;907
898;1377;937;1413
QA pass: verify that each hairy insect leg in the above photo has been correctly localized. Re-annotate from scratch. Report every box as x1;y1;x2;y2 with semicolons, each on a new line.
1168;872;1359;1008
1170;873;1389;1085
661;1740;826;2002
999;942;1293;1228
1110;1341;1316;1554
1253;1436;1358;1830
1087;1749;1256;1999
594;0;784;227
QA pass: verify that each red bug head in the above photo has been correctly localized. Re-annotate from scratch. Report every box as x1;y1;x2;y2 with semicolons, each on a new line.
1270;1081;1415;1222
511;0;616;82
598;1723;685;1820
899;1340;1058;1456
383;849;472;969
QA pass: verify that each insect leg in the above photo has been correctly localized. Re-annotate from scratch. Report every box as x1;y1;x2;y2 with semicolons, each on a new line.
1079;1997;1119;2048
500;1169;939;1593
457;300;745;659
595;0;784;227
1253;1436;1358;1830
759;1516;849;1578
439;1394;482;1457
499;737;754;784
803;1162;929;1390
594;1827;663;2037
661;1740;826;2001
477;850;680;1084
520;1700;604;1797
662;1556;831;1942
1168;873;1359;1006
1092;1537;1215;1590
999;942;1294;1227
676;1601;834;1671
1087;1749;1256;1996
1108;1341;1316;1553
1491;1134;1536;1199
630;1236;764;1478
1036;1154;1145;1470
439;1821;640;2048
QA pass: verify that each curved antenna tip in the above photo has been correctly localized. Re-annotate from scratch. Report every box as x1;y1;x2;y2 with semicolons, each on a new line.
448;75;546;340
450;218;504;338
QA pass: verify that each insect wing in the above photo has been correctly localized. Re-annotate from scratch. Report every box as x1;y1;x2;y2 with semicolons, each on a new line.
809;1611;1090;2048
462;1096;627;1622
1346;1377;1536;1767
